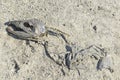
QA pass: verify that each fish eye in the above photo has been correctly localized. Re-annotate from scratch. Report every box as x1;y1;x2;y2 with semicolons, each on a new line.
24;22;31;27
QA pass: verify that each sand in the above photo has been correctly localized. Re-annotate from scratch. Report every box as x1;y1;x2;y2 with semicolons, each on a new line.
0;0;120;80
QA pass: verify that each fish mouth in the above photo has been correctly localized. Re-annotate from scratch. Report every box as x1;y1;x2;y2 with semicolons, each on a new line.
4;21;36;39
5;21;34;32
